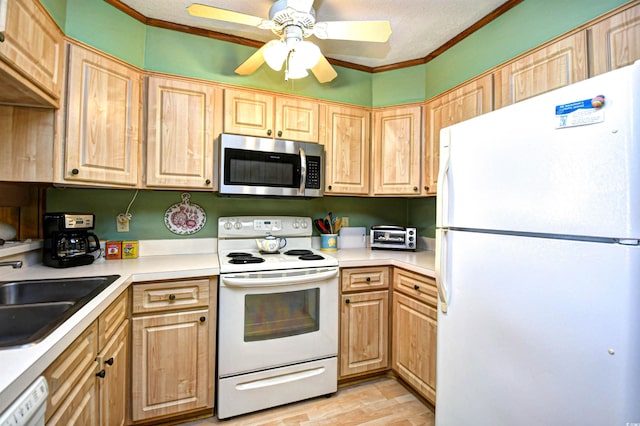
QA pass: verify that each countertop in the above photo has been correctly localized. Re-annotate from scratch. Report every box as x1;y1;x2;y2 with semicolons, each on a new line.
0;247;435;413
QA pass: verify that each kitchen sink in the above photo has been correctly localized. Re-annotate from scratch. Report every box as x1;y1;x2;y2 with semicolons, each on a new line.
0;275;120;348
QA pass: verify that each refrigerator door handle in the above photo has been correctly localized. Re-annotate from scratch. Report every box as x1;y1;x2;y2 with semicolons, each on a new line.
436;128;451;227
435;228;450;313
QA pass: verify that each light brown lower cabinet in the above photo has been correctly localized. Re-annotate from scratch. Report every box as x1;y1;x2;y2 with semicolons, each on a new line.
130;278;216;423
44;290;129;426
339;267;390;379
392;290;437;405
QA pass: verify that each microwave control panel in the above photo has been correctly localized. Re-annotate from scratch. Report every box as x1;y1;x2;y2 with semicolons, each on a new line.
306;157;321;189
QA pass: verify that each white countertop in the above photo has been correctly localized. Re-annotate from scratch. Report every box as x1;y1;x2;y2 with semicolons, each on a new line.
0;246;435;412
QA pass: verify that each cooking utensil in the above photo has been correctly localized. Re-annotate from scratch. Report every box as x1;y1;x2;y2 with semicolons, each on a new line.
316;218;329;234
324;217;333;234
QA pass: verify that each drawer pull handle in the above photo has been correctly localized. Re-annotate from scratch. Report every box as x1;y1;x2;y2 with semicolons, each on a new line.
71;168;79;175
414;284;420;290
345;298;350;304
200;316;206;322
168;294;176;301
96;369;106;378
366;277;371;282
105;357;114;366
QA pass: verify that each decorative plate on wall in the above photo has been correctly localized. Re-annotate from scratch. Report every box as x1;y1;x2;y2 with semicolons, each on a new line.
164;193;206;235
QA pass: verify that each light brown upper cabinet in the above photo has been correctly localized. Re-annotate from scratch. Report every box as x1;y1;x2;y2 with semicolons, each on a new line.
494;31;588;109
62;43;141;187
224;88;321;142
145;76;222;190
372;105;423;196
0;0;64;107
588;2;640;76
323;104;371;195
423;74;493;195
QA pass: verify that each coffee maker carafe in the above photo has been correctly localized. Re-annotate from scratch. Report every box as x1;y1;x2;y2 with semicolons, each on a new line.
43;213;102;268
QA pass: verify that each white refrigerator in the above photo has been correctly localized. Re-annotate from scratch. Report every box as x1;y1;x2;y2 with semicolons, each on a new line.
435;61;640;425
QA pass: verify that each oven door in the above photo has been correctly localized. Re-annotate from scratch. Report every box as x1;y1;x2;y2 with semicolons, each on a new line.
218;267;338;377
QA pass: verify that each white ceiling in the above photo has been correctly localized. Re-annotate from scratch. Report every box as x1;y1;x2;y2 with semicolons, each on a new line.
118;0;510;69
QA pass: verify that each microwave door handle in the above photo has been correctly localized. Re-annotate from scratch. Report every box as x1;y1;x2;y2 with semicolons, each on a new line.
299;147;307;194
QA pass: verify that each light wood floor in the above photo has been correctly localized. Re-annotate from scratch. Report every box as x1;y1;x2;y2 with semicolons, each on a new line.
179;378;434;426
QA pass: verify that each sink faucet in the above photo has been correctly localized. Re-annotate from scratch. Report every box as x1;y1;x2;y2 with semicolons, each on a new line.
0;260;23;269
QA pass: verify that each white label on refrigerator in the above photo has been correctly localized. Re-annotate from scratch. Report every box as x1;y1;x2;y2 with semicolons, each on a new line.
555;96;605;129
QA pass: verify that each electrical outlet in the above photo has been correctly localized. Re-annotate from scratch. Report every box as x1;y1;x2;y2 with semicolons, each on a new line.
342;217;350;227
117;217;129;232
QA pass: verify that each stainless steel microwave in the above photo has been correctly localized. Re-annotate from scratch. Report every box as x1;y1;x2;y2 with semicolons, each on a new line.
217;133;324;197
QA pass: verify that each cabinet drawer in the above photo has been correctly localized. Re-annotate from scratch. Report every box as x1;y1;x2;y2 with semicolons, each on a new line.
393;268;438;307
341;267;390;292
132;278;210;314
98;290;128;350
44;321;98;422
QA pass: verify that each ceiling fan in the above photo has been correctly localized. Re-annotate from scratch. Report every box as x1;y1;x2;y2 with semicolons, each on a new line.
186;0;392;83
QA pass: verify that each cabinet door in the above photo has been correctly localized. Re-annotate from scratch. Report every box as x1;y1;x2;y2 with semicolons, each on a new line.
45;322;99;424
588;2;640;76
64;44;140;186
46;363;99;426
372;105;423;195
494;31;588;109
324;105;370;195
424;75;493;195
392;292;437;405
98;320;128;426
131;309;210;421
0;106;54;182
0;0;64;106
340;290;389;378
274;97;320;142
145;76;221;189
223;88;274;138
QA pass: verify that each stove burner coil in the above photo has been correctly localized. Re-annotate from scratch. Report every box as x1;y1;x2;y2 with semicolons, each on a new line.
299;254;324;261
228;256;265;264
284;249;314;256
227;252;253;258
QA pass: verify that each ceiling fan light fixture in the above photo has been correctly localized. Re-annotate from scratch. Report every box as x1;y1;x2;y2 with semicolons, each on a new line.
263;39;288;71
295;41;321;69
285;52;309;80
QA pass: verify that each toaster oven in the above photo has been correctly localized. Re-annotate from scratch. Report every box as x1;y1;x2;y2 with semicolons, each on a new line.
370;226;417;251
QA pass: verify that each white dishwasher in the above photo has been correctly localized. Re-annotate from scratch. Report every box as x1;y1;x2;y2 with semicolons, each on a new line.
0;377;48;426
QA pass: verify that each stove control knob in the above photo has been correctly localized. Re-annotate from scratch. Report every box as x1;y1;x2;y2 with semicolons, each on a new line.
234;221;242;230
224;221;233;230
301;221;308;229
292;221;300;229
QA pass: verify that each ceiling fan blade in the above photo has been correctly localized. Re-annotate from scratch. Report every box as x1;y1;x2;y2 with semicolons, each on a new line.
187;3;264;27
235;44;267;75
314;21;392;42
310;54;337;83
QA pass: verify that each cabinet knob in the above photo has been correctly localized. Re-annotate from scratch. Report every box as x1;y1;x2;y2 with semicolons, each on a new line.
105;357;114;366
200;316;206;322
168;294;176;301
424;186;429;191
71;168;79;175
96;369;106;378
366;277;371;282
328;185;332;191
345;298;350;304
267;129;272;136
205;179;211;185
0;33;4;43
414;284;420;290
413;186;419;192
277;130;283;137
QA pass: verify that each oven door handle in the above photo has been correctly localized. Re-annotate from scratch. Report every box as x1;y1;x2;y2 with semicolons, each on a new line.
221;268;338;287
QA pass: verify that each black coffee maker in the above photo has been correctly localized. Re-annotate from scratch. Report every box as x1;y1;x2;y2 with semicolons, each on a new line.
43;213;102;268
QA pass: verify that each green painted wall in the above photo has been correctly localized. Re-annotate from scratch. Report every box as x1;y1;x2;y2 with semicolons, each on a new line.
62;0;147;68
39;0;67;29
46;189;410;241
